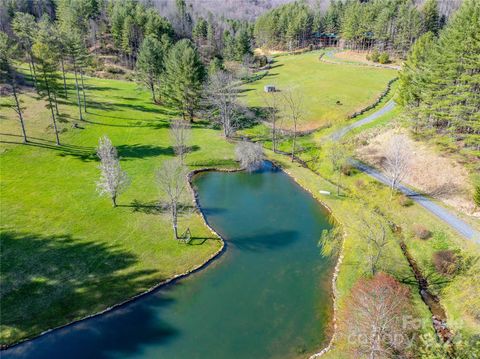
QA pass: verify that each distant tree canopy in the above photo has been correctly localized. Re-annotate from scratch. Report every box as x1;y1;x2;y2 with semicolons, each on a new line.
399;0;480;150
254;0;445;56
254;2;313;50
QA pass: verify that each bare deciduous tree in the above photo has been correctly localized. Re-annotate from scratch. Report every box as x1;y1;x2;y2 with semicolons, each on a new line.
325;141;351;196
235;141;265;171
352;207;392;276
341;273;413;358
383;134;411;196
156;159;188;240
206;70;239;138
281;88;304;162
96;136;130;207
261;90;281;152
170;119;191;163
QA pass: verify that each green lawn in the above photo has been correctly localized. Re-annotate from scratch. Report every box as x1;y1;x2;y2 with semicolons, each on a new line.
0;71;236;345
241;50;397;130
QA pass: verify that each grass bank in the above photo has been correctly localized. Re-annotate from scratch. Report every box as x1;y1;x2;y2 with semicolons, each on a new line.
0;71;237;346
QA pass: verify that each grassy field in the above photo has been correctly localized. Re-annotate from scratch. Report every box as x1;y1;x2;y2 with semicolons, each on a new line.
0;71;236;345
241;50;397;130
2;53;476;354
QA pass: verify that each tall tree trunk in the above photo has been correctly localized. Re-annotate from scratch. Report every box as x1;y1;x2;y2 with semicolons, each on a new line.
291;121;297;162
80;69;87;113
60;57;68;98
27;60;34;88
53;91;60;116
272;115;277;153
43;71;60;145
28;48;39;92
11;79;28;143
188;108;194;123
112;195;117;207
150;82;156;103
172;205;178;240
72;59;84;121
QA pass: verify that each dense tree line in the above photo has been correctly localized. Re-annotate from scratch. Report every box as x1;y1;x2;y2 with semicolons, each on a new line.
254;0;446;57
399;0;480;150
0;0;257;130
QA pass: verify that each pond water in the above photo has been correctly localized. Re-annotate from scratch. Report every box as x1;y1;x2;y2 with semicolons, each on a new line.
4;162;334;359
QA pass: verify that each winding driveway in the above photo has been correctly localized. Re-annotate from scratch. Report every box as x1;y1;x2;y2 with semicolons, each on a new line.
331;101;480;243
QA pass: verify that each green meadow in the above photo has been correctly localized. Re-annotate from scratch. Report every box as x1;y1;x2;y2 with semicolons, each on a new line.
241;50;397;130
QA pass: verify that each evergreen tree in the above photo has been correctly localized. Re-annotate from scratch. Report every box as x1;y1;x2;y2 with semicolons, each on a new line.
235;27;252;60
192;17;208;43
222;30;237;60
136;35;165;103
0;32;28;143
161;39;205;122
400;0;480;149
144;7;173;40
398;32;436;116
422;0;440;35
63;29;88;121
32;18;61;145
11;12;38;90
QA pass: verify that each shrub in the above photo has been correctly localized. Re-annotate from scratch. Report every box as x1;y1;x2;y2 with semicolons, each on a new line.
413;224;431;239
398;194;413;207
341;164;353;176
474;183;480;208
433;250;458;275
378;52;390;64
106;66;125;75
370;49;380;63
355;179;366;189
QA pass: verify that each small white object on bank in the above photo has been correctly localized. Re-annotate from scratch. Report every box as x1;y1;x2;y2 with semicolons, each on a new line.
319;190;331;195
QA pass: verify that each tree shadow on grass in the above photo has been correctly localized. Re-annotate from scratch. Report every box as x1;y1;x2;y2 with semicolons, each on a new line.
118;200;195;215
0;229;183;355
117;144;174;159
0;139;97;162
0;136;188;162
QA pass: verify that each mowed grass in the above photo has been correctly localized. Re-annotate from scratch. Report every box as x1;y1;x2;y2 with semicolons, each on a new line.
0;70;236;345
241;50;397;130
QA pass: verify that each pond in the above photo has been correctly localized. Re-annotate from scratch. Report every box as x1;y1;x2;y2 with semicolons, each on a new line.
3;162;334;359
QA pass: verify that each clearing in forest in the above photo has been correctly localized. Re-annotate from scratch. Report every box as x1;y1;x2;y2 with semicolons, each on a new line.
242;50;397;131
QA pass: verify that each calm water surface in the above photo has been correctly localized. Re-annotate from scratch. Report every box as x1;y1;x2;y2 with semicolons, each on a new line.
4;162;333;359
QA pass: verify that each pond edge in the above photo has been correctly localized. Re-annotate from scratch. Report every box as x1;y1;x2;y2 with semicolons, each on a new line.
0;167;240;351
2;163;341;359
268;158;345;358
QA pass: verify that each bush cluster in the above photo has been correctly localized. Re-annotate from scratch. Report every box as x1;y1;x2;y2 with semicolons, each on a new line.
433;250;458;275
367;50;390;64
413;224;431;239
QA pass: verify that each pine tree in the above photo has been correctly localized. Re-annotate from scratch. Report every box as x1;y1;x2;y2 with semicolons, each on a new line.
136;35;165;103
400;0;480;149
32;18;61;145
398;32;436;115
161;39;205;122
63;30;87;121
0;32;28;143
12;12;39;90
422;0;440;35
